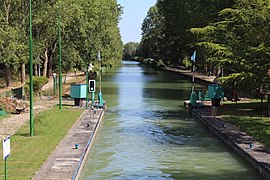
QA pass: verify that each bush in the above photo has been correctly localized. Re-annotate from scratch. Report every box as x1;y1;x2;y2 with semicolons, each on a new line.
24;76;49;98
33;76;48;91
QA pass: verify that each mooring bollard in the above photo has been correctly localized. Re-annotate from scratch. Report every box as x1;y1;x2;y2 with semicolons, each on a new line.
211;106;217;120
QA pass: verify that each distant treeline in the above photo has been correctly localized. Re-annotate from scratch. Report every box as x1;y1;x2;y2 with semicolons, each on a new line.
0;0;123;87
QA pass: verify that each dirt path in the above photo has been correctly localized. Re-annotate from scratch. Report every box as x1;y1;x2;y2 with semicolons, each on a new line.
41;72;85;91
0;101;56;137
0;72;86;139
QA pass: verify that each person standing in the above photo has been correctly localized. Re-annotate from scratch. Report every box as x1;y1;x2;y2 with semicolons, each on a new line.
74;68;77;77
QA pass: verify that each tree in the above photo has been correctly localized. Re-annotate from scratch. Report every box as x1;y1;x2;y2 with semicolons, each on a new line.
138;5;164;61
123;42;139;60
191;0;270;95
0;0;27;86
0;0;123;87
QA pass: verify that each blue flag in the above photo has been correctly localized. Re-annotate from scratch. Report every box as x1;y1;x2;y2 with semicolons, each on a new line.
191;50;196;62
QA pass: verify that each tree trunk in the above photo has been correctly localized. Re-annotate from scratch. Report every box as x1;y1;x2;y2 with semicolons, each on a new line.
47;41;58;77
47;50;53;77
34;64;38;76
21;63;25;85
43;48;48;77
5;65;12;87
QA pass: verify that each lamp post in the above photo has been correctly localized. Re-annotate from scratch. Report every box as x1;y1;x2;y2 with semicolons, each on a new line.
58;3;62;110
86;65;89;108
29;0;34;136
98;51;102;92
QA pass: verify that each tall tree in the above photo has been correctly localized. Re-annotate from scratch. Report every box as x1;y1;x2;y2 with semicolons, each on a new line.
191;0;270;94
0;0;27;86
139;5;164;61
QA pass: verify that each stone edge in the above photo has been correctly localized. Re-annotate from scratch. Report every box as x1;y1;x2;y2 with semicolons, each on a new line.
73;109;105;180
192;109;270;180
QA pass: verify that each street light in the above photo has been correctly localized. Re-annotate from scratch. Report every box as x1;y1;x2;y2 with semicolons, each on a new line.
97;51;102;92
86;64;89;108
29;0;34;136
58;1;62;110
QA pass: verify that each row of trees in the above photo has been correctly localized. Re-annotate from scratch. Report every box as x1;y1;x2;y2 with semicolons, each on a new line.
0;0;123;87
138;0;270;95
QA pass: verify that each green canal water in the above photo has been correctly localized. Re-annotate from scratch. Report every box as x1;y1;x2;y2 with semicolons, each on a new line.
80;61;259;179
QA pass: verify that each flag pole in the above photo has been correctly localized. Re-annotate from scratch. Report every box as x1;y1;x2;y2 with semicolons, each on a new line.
191;50;196;92
192;63;195;92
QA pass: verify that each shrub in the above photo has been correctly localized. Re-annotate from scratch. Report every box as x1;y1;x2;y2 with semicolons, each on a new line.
24;76;49;98
33;76;48;91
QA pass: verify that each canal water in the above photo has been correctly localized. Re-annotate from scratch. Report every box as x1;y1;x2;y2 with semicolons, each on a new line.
80;61;259;179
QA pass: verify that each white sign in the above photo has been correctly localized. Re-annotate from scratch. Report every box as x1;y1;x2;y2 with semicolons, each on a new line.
3;136;10;160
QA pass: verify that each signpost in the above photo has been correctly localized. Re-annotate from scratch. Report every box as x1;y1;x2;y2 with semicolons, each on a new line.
86;64;94;108
3;136;10;180
89;80;96;92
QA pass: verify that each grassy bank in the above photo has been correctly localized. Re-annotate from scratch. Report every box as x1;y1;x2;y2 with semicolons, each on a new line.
0;106;84;179
217;100;270;146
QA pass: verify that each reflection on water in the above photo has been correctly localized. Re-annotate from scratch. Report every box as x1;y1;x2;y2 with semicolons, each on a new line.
80;61;259;180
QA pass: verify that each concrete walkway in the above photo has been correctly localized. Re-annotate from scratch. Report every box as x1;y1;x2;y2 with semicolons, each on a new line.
193;107;270;179
162;67;216;83
33;108;104;180
174;66;270;178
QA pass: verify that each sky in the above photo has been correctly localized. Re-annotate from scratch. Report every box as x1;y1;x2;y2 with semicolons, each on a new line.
117;0;157;44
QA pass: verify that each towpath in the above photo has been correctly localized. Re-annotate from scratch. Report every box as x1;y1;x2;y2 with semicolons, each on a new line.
33;108;104;180
0;72;86;139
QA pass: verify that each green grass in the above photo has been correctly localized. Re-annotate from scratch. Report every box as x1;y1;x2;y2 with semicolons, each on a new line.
217;99;270;146
0;106;84;180
0;114;9;121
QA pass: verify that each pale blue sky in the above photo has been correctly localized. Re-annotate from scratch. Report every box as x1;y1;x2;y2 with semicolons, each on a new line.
117;0;157;44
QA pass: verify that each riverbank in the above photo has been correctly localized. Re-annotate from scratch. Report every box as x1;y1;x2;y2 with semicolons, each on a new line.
137;59;216;85
33;108;104;180
0;106;84;179
137;60;270;178
161;66;216;84
192;107;270;179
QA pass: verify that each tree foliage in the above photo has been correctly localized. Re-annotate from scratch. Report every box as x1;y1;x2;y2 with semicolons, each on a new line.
0;0;123;87
139;0;270;96
191;0;270;93
122;42;139;60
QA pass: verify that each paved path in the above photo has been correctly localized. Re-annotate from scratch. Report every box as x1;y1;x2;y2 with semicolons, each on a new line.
162;67;216;83
33;108;104;180
193;107;270;179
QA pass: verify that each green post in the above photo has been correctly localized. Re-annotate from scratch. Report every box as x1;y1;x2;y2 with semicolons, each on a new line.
58;9;62;110
86;66;89;108
53;75;56;95
92;92;95;105
4;158;7;180
29;0;34;136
